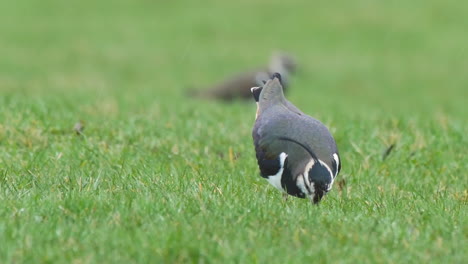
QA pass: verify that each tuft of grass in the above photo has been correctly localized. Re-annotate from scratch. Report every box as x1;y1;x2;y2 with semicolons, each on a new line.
0;0;467;263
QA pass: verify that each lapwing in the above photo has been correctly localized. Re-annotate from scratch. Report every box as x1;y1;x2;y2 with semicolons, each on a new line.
251;73;341;204
189;52;297;101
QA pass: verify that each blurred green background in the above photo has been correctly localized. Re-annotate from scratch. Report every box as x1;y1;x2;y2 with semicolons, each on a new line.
0;0;466;263
1;0;467;114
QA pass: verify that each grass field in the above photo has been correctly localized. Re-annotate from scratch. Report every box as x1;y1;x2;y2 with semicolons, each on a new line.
0;0;467;263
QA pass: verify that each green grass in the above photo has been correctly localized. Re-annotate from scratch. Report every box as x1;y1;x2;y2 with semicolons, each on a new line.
0;0;467;263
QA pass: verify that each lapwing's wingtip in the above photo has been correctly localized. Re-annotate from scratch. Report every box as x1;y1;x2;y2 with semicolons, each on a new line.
250;86;260;93
251;86;262;102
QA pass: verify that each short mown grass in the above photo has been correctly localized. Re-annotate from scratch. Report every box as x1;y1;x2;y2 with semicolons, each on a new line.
0;0;466;263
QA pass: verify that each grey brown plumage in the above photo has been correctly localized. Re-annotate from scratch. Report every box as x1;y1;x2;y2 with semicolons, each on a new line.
251;73;341;204
190;53;296;101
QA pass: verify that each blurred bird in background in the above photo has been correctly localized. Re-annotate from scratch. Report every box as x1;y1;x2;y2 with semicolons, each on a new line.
189;52;297;101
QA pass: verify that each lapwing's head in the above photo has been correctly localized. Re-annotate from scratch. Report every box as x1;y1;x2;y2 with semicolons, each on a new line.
304;159;335;204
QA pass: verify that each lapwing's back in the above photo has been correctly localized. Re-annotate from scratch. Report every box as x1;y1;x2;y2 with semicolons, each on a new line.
256;108;340;177
251;74;341;203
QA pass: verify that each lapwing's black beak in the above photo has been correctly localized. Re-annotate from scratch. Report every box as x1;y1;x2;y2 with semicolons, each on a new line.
312;191;325;204
312;185;330;204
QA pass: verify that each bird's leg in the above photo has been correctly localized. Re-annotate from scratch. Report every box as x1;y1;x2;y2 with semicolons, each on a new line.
282;192;289;201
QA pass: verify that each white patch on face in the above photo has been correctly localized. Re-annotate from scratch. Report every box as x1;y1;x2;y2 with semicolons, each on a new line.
333;153;340;177
301;159;316;195
266;152;288;192
296;174;313;196
297;159;315;195
303;159;315;181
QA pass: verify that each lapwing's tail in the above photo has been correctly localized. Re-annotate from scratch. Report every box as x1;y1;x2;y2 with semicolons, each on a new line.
251;72;283;102
271;72;282;83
